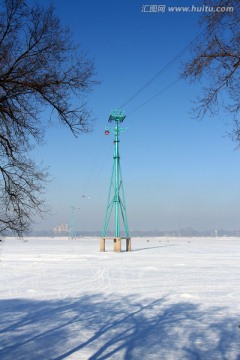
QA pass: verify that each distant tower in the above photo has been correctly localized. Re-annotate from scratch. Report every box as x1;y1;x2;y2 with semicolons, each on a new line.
69;206;78;240
100;110;131;252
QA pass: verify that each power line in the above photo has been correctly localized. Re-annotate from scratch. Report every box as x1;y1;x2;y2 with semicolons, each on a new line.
82;29;206;197
87;140;113;195
82;132;108;195
126;77;181;116
119;27;208;110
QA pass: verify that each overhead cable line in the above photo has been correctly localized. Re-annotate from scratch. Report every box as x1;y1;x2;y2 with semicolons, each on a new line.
87;140;113;195
126;77;181;116
119;27;208;110
82;28;208;197
82;132;107;196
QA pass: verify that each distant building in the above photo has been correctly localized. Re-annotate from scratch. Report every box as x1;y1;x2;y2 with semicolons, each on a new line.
54;223;69;235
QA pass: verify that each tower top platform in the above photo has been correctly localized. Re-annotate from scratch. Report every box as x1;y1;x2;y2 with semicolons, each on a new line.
108;109;126;123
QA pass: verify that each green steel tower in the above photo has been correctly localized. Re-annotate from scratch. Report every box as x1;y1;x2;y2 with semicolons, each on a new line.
69;206;77;240
101;110;131;252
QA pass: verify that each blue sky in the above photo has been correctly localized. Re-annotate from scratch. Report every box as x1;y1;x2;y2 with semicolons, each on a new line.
33;0;240;233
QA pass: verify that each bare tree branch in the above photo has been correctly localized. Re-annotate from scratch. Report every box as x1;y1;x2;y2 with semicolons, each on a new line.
0;0;97;239
182;0;240;142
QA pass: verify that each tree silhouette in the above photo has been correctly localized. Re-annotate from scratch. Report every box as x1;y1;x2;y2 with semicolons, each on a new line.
0;0;96;238
182;0;240;143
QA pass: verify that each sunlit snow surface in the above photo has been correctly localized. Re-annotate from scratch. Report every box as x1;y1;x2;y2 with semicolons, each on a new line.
0;237;240;360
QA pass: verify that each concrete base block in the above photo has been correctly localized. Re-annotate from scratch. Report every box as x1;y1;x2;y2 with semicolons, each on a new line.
100;237;131;252
100;238;105;252
114;237;121;252
126;238;131;251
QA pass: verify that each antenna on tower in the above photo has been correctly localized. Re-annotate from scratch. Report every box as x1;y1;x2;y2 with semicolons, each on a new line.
100;109;131;252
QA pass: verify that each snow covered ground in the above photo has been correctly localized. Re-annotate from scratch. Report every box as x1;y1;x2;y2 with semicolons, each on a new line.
0;237;240;360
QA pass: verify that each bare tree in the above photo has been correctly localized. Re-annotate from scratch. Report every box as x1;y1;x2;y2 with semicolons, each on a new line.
182;0;240;142
0;0;96;239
